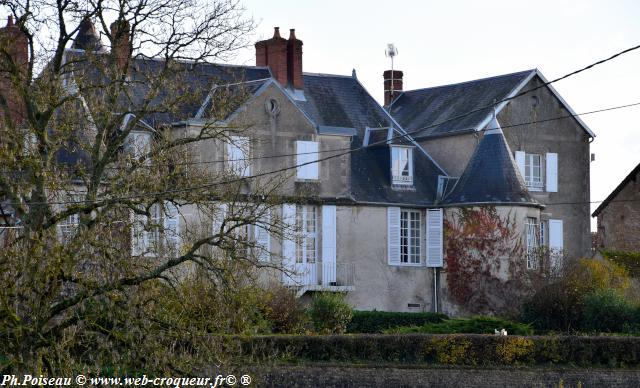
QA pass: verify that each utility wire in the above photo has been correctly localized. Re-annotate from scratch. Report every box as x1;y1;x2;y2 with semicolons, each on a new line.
14;42;640;173
3;44;640;206
11;97;640;204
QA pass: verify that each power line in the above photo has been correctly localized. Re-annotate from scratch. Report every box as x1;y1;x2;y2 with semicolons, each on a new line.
3;43;640;206
14;42;640;174
5;98;640;207
406;43;640;135
15;98;640;175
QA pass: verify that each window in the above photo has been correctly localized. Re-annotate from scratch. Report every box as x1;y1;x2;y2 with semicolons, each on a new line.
539;220;547;247
132;202;180;256
516;151;558;192
296;141;319;180
400;210;421;264
391;146;413;185
59;210;80;243
227;136;250;176
295;205;316;264
525;217;540;269
147;203;163;249
58;195;82;243
126;131;151;166
525;153;542;190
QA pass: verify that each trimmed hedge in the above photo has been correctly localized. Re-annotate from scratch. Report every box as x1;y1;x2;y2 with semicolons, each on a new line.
387;316;533;336
347;311;448;333
603;250;640;277
238;334;640;367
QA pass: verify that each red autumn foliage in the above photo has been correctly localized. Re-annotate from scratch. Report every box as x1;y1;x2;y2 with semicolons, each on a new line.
444;207;544;315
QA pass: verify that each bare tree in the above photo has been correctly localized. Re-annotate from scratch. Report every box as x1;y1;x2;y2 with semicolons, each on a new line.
0;0;289;373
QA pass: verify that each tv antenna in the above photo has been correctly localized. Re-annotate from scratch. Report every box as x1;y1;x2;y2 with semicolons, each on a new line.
385;43;398;71
385;43;399;105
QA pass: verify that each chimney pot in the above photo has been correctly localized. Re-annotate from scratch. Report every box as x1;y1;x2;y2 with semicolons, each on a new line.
0;14;28;125
110;19;132;74
255;27;303;89
383;69;403;106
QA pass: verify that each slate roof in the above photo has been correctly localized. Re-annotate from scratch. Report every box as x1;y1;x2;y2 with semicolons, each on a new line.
64;48;271;126
441;117;541;208
592;161;640;217
62;33;541;208
293;73;445;205
389;70;534;139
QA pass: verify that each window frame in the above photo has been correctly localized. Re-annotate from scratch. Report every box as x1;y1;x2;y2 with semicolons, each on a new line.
391;146;414;185
295;205;317;264
524;153;543;191
399;209;421;265
58;194;82;243
227;136;251;177
525;217;540;270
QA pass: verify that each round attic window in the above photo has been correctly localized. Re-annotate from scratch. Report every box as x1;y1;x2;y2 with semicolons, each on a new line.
265;98;280;117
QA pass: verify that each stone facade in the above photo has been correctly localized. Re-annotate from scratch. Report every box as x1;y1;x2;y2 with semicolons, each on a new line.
594;163;640;252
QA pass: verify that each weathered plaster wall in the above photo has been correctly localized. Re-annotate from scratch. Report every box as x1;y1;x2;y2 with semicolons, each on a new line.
597;169;640;251
336;205;435;312
179;83;352;200
499;76;592;259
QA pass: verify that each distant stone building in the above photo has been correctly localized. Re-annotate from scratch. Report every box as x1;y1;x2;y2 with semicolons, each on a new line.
593;162;640;252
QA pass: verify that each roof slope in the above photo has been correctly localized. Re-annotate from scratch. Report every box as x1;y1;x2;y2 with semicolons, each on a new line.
295;73;445;205
64;49;271;126
592;161;640;217
442;117;540;207
389;70;533;138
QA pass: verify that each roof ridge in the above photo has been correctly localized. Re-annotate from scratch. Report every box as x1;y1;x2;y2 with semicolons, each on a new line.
302;72;353;79
402;69;536;95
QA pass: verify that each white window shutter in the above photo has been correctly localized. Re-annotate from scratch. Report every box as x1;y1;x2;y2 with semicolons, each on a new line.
254;209;271;262
546;153;558;193
212;203;227;237
282;204;297;284
131;212;147;256
515;151;526;180
227;136;250;176
163;201;180;252
322;205;337;284
296;141;319;180
549;219;563;251
426;208;444;267
387;207;401;265
548;219;563;275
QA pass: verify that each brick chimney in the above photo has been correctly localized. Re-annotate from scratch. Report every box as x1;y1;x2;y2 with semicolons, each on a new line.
0;15;28;126
287;29;303;89
383;69;403;106
110;19;131;74
255;27;303;89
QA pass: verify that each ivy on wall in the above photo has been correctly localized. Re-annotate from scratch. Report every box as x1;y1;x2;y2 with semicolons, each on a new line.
444;207;544;315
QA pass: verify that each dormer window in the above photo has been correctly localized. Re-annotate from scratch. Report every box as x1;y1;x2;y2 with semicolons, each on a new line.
391;146;413;185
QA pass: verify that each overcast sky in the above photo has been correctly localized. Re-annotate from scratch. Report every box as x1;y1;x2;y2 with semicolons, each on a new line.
236;0;640;230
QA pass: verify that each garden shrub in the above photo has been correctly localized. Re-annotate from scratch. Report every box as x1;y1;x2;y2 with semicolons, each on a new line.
347;310;447;333
602;250;640;277
239;333;640;367
386;316;533;335
264;285;309;334
521;258;631;332
582;288;637;333
308;293;353;334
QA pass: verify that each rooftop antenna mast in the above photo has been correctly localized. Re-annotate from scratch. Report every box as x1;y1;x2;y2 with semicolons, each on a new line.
385;43;398;104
